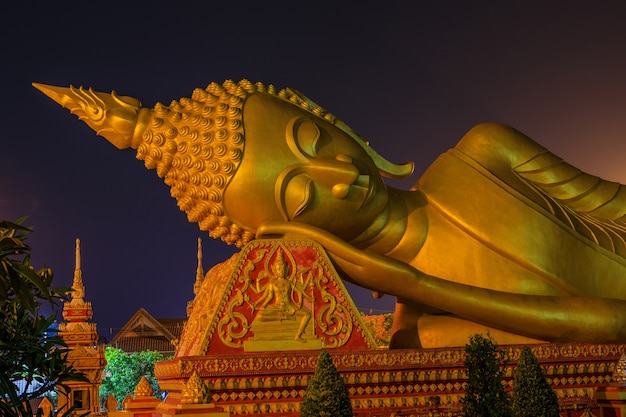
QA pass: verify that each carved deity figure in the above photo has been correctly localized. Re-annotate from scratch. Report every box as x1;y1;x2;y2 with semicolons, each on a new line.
250;251;312;341
34;80;626;348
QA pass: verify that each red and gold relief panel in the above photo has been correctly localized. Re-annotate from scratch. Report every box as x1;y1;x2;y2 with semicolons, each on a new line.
176;239;377;357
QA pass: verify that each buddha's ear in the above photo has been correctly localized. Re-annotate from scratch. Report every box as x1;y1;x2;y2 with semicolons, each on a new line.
364;146;415;180
294;119;321;157
332;118;414;180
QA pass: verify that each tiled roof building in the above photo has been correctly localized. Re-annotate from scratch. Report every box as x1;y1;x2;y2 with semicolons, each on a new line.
108;308;185;356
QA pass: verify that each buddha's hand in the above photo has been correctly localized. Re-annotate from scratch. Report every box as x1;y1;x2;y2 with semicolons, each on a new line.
257;222;420;298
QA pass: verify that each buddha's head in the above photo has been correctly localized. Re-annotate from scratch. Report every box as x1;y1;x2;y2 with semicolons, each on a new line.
35;80;414;247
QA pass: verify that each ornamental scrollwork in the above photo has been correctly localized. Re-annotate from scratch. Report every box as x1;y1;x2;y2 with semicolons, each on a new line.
217;289;250;348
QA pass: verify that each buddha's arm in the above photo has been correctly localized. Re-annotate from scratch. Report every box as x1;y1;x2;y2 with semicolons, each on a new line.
457;123;626;221
258;221;626;343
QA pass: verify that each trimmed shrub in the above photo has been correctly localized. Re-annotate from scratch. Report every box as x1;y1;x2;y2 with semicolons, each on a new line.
511;346;559;417
301;349;353;417
462;333;512;417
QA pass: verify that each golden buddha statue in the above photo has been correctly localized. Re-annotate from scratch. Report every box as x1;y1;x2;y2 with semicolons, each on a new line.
34;80;626;348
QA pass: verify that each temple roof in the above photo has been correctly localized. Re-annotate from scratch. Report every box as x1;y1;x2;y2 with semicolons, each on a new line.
108;308;185;356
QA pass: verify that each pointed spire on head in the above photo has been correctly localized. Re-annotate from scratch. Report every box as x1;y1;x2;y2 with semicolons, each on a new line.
72;238;85;301
32;82;144;150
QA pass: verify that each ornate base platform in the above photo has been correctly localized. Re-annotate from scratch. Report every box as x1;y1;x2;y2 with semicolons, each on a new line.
148;239;626;415
155;343;624;416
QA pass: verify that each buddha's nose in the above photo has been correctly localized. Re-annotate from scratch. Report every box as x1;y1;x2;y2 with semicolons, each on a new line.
331;154;361;199
331;154;360;184
306;154;360;196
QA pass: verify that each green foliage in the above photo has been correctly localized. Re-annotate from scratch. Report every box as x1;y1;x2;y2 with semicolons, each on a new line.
301;349;353;417
461;333;512;417
511;346;560;417
100;347;167;407
361;313;393;347
0;220;87;417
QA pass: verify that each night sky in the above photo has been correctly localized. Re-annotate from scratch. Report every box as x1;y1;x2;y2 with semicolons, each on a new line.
4;2;626;340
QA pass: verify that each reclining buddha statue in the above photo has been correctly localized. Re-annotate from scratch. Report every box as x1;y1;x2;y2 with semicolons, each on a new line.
34;79;626;348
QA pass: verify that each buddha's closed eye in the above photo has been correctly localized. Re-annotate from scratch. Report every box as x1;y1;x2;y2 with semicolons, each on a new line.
287;116;331;160
284;174;315;219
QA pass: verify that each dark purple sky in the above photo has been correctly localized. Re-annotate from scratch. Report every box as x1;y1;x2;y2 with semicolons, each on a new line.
4;2;626;340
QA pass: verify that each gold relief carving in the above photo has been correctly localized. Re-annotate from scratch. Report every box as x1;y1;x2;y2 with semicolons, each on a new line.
161;344;622;379
250;249;311;327
177;254;239;356
181;371;212;404
181;360;205;376
155;345;618;417
217;289;249;348
238;357;264;372
516;343;625;365
314;269;352;348
134;376;154;398
214;248;267;348
214;241;360;352
272;355;303;370
200;257;240;353
183;239;377;355
201;358;234;374
612;353;626;385
240;248;269;281
243;245;320;351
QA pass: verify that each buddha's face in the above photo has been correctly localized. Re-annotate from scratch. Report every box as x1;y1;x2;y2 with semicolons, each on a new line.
224;93;389;241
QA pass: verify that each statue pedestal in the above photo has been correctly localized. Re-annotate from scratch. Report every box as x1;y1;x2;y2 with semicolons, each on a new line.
595;385;626;417
157;239;626;416
155;343;625;416
243;313;322;352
